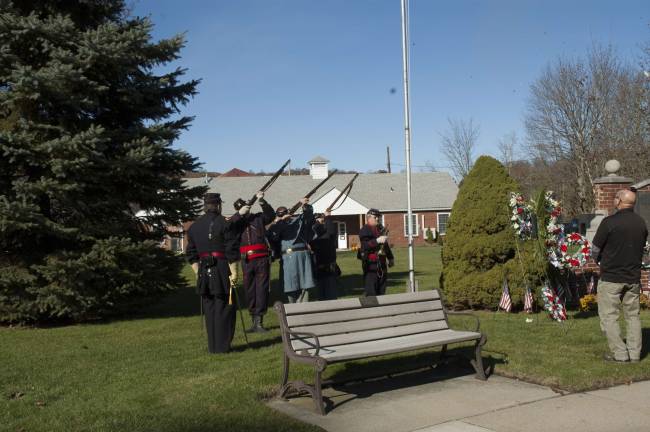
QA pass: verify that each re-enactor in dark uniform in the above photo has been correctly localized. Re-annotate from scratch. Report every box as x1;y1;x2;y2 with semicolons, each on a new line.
358;208;394;296
267;198;316;303
233;191;275;333
186;193;249;353
311;211;339;300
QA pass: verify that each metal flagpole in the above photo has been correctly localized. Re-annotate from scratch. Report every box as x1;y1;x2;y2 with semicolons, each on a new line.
400;0;415;291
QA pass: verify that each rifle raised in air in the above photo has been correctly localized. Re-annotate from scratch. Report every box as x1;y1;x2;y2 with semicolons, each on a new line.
247;159;291;206
325;173;359;213
288;169;338;214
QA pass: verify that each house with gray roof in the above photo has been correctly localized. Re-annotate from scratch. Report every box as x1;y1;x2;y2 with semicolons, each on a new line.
172;157;458;251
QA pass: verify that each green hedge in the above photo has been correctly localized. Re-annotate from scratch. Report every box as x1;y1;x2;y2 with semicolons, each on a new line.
441;156;544;309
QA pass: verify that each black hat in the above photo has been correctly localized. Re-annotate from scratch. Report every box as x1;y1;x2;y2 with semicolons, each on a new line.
367;208;381;218
276;206;288;217
233;198;246;210
204;193;222;205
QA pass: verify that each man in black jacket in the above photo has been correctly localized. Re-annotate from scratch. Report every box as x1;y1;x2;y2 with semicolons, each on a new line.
592;189;648;363
358;208;394;296
186;193;249;353
311;211;339;300
233;191;275;332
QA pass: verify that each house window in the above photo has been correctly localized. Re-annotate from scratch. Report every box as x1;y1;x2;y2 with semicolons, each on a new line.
403;213;419;237
170;233;184;253
437;213;450;235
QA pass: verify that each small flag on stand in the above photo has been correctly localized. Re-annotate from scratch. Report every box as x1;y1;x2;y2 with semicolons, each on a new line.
498;276;512;312
523;282;534;313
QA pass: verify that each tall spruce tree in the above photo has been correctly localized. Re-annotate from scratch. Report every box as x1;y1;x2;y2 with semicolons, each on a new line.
0;1;205;322
441;156;543;309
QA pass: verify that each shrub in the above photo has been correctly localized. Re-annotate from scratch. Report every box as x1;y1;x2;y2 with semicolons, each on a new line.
441;156;544;309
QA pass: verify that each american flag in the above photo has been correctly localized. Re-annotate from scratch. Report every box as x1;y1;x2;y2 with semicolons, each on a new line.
554;280;566;303
499;276;512;312
523;282;534;313
586;275;596;295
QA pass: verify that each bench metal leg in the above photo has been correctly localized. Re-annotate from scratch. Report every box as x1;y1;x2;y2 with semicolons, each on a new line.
470;334;487;380
278;354;291;400
281;354;289;387
313;368;326;415
277;357;328;415
440;344;448;362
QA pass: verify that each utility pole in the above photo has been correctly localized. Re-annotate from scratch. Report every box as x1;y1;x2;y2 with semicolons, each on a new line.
386;146;392;173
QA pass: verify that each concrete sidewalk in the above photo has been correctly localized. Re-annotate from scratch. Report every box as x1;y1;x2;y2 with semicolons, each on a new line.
269;368;650;432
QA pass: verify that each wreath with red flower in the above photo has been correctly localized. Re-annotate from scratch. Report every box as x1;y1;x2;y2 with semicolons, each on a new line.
556;232;591;269
509;192;534;239
541;283;567;322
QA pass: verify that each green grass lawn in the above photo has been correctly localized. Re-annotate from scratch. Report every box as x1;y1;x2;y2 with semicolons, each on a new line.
2;246;649;431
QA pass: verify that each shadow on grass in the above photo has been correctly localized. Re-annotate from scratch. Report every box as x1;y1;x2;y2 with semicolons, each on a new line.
572;310;599;319
231;335;282;352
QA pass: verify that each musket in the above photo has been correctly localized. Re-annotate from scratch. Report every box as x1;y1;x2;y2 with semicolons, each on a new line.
378;225;390;257
325;173;359;213
247;159;291;206
229;280;249;345
288;170;338;214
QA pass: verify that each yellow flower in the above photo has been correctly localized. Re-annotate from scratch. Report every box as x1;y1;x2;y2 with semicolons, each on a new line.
579;294;597;312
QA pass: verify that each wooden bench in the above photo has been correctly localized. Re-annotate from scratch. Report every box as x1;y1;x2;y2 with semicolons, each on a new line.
274;290;487;415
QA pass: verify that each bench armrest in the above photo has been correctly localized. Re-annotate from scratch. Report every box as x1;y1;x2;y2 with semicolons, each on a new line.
446;311;480;332
286;330;321;357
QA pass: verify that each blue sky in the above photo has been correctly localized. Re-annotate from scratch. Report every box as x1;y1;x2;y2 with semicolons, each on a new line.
132;0;648;174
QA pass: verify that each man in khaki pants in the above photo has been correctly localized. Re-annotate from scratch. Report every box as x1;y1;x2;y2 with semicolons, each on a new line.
592;189;648;363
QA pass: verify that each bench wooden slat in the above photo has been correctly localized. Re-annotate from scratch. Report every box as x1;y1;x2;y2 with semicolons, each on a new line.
286;300;443;327
283;290;440;315
290;310;447;337
302;329;481;362
291;320;449;350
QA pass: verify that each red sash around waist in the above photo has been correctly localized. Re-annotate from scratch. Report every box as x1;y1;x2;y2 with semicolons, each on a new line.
199;251;226;259
240;243;268;260
367;253;386;263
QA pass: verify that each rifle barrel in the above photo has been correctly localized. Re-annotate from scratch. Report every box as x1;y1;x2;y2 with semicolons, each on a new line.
289;169;338;214
326;173;358;212
247;159;291;206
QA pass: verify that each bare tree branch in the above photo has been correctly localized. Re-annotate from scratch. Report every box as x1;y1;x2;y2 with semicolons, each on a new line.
497;131;518;174
439;117;479;182
524;44;650;216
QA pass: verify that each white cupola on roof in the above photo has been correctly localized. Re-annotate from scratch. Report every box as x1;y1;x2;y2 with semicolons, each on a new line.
309;156;329;180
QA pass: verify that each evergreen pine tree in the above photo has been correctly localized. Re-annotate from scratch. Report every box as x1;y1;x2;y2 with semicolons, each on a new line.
0;1;205;322
441;156;543;309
